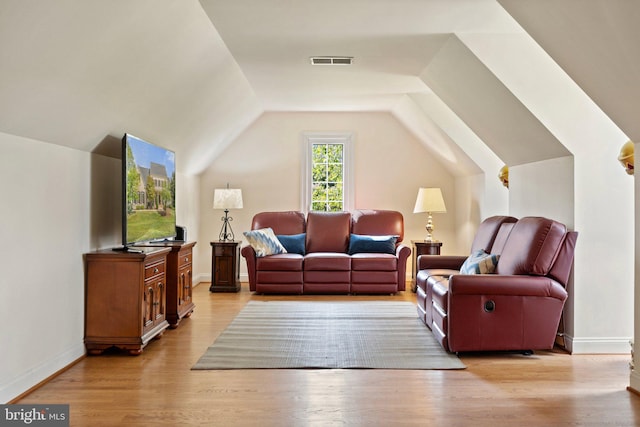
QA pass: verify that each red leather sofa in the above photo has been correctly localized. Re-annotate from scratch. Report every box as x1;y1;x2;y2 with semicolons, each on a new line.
241;210;411;294
416;216;578;353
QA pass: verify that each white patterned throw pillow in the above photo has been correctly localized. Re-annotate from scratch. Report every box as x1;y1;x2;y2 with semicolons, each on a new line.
243;227;287;257
459;249;500;274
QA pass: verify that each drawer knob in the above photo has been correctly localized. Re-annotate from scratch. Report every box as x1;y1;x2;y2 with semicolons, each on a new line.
154;267;159;273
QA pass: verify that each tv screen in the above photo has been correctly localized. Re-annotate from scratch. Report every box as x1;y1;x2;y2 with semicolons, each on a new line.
122;133;176;246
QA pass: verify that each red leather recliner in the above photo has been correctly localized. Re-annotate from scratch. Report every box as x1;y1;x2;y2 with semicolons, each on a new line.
416;216;578;353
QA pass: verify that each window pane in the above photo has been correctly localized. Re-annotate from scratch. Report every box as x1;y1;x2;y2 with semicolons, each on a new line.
328;201;343;211
313;145;327;163
327;164;342;182
313;164;327;182
312;182;327;200
328;183;343;200
327;144;343;163
312;201;327;211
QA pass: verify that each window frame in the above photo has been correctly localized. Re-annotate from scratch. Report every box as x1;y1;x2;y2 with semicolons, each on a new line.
301;132;354;213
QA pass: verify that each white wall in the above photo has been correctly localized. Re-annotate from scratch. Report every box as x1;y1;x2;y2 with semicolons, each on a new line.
195;112;460;280
176;173;202;282
509;157;574;226
0;131;205;403
508;155;633;354
0;132;89;403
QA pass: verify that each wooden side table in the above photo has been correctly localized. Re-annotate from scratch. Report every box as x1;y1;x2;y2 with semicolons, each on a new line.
210;241;241;292
411;240;443;292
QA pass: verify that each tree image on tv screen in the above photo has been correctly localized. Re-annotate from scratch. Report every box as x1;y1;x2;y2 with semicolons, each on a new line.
125;137;176;243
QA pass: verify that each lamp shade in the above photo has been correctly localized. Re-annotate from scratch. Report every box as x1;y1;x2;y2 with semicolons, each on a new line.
413;188;446;213
213;188;243;210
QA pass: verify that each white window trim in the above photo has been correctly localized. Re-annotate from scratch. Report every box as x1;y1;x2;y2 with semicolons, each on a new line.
301;132;354;213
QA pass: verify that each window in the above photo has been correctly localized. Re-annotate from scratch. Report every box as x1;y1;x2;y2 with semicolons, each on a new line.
302;132;353;212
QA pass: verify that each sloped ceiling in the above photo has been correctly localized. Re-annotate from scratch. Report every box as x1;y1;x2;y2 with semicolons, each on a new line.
199;0;521;112
499;0;640;143
0;0;613;176
420;35;571;166
0;0;261;174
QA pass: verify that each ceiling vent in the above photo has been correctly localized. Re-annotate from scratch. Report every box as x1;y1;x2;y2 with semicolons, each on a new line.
310;56;353;65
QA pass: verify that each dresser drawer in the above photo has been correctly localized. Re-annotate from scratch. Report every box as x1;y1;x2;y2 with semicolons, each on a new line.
178;249;192;268
144;259;166;280
214;245;235;257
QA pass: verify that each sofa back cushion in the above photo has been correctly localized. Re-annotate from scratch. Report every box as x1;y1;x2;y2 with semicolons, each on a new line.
547;231;578;287
251;211;306;235
496;217;567;276
470;215;518;253
306;212;351;253
351;209;405;243
489;222;515;255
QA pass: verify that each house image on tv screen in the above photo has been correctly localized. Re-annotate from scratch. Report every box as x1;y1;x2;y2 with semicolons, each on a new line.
124;134;176;244
135;162;171;210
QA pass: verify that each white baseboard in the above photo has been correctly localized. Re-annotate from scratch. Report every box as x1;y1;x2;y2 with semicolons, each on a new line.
1;343;85;404
194;273;210;285
629;369;640;393
564;334;632;354
194;273;248;285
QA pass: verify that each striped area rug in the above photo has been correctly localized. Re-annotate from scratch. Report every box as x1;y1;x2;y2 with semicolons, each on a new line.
192;300;465;370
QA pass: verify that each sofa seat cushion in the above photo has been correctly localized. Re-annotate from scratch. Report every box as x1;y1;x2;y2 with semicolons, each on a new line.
304;252;351;270
351;253;397;271
256;253;303;271
416;269;457;292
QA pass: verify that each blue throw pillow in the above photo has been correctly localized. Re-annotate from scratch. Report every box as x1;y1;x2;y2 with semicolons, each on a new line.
277;233;306;255
459;249;500;274
348;234;397;255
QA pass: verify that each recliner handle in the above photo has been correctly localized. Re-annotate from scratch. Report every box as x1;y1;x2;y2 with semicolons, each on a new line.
484;300;496;313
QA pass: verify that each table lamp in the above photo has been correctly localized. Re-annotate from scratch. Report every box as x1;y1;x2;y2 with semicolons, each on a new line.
413;187;446;242
213;185;243;241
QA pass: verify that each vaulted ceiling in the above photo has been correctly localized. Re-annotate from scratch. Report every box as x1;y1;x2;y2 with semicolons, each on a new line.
0;1;636;176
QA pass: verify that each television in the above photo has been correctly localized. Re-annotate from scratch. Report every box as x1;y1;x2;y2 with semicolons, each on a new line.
118;133;177;249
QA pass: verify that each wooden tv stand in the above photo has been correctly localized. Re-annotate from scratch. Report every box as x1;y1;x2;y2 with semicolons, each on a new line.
135;241;197;328
84;247;171;355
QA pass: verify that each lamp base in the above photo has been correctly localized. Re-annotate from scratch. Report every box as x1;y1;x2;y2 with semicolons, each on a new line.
218;210;235;241
425;213;434;242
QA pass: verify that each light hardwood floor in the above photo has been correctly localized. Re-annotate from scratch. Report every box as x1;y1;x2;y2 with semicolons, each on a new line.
16;282;640;426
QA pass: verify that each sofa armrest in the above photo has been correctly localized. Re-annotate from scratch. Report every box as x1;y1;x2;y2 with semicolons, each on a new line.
417;255;467;271
448;274;568;300
240;245;257;291
396;244;411;291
